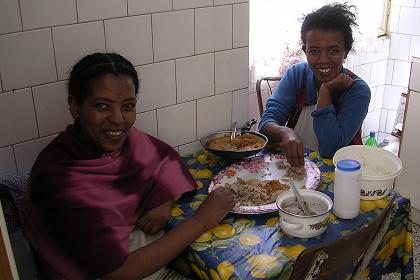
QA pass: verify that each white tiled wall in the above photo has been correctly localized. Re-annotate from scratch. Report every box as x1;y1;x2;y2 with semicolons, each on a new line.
0;0;249;175
347;2;420;141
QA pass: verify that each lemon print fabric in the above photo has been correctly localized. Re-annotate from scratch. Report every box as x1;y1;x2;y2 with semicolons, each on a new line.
170;150;414;280
239;233;261;246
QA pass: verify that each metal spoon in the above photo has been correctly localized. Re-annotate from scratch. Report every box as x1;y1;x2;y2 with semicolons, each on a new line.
230;121;237;142
286;177;311;216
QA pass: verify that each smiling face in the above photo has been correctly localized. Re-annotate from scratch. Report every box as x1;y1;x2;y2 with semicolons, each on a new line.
304;29;347;86
69;73;137;153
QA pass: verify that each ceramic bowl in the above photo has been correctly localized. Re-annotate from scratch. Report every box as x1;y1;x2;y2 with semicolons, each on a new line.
276;189;333;238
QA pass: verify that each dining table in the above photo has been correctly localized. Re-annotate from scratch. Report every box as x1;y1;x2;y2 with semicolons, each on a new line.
166;147;414;280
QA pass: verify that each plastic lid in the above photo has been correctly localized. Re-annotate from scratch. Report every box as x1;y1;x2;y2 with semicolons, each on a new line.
383;137;390;143
369;131;376;137
337;159;361;171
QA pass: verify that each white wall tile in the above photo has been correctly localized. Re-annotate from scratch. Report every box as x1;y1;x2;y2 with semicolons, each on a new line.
14;135;56;174
375;85;385;110
370;60;387;87
215;47;249;93
389;33;411;60
0;89;38;147
386;60;395;84
248;92;260;122
392;60;411;87
233;3;249;48
399;7;420;35
389;6;401;33
53;22;106;80
152;10;194;61
173;0;213;10
176;53;214;103
409;35;420;59
383;85;405;110
0;29;56;91
232;88;249;127
20;0;77;30
32;81;73;137
157;101;196;147
197;92;232;138
368;87;376;112
0;0;21;34
76;0;127;22
353;64;371;86
178;141;202;156
379;109;387;132
135;61;176;112
0;146;17;176
393;0;416;6
363;109;381;137
105;15;153;66
365;39;390;64
214;0;235;4
346;52;366;68
128;0;172;15
416;0;420;7
385;110;398;133
134;110;158;138
195;6;232;54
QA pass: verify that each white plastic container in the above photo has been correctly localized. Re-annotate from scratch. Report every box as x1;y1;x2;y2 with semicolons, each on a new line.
333;159;361;219
333;146;402;200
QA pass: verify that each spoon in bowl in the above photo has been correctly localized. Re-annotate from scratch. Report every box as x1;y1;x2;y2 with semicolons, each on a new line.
230;121;237;142
285;177;312;216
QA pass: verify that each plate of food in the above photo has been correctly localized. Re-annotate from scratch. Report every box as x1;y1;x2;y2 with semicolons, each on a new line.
208;154;321;214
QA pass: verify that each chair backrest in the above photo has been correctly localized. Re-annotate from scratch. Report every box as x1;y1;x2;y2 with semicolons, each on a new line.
290;195;396;280
255;76;281;117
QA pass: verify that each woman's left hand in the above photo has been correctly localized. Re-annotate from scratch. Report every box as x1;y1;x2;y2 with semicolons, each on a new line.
137;200;173;235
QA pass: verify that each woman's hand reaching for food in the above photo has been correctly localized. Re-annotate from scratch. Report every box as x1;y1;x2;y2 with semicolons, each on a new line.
261;123;304;168
137;200;173;235
193;187;235;231
278;127;304;168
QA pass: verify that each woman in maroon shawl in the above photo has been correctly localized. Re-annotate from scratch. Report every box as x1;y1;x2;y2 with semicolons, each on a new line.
24;53;235;280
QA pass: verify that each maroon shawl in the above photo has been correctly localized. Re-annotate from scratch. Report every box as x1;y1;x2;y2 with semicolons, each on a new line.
24;124;196;279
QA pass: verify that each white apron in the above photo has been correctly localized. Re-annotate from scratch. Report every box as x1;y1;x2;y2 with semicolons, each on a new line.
293;104;319;152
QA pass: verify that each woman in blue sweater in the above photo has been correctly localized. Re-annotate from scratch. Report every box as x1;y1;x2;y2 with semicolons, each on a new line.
259;3;370;167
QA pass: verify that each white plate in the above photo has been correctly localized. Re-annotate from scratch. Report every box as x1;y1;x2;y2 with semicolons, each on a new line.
209;154;321;214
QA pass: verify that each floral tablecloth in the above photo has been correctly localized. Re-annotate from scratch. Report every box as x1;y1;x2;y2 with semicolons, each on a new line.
167;149;414;280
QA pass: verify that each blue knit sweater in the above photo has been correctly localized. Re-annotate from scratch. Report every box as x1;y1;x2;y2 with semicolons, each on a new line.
259;62;371;158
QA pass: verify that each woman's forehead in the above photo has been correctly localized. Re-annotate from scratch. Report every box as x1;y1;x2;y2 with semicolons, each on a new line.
304;29;345;47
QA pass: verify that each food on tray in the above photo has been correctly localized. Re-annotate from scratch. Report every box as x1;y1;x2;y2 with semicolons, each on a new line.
206;133;265;152
224;177;289;206
275;161;306;181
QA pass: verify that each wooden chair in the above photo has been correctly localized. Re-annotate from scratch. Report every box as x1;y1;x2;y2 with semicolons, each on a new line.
255;76;282;117
290;195;396;280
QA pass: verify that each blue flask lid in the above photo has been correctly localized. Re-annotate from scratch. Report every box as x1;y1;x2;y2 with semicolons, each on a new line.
337;159;361;171
369;131;376;137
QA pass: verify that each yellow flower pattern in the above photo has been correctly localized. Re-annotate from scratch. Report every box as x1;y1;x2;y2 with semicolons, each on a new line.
167;150;413;280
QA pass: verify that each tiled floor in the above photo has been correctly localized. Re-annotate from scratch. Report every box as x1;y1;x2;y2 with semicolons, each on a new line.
381;223;419;280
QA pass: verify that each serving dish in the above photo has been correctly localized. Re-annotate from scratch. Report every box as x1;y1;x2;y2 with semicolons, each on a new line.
333;145;402;200
276;189;333;238
200;119;268;160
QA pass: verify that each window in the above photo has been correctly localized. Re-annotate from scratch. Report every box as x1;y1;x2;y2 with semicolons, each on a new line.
249;0;392;81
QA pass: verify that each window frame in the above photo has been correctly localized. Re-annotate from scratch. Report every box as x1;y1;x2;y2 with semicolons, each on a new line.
378;0;392;37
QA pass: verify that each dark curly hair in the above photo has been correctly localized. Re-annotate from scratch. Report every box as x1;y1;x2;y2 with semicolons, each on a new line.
300;3;358;53
68;52;139;104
